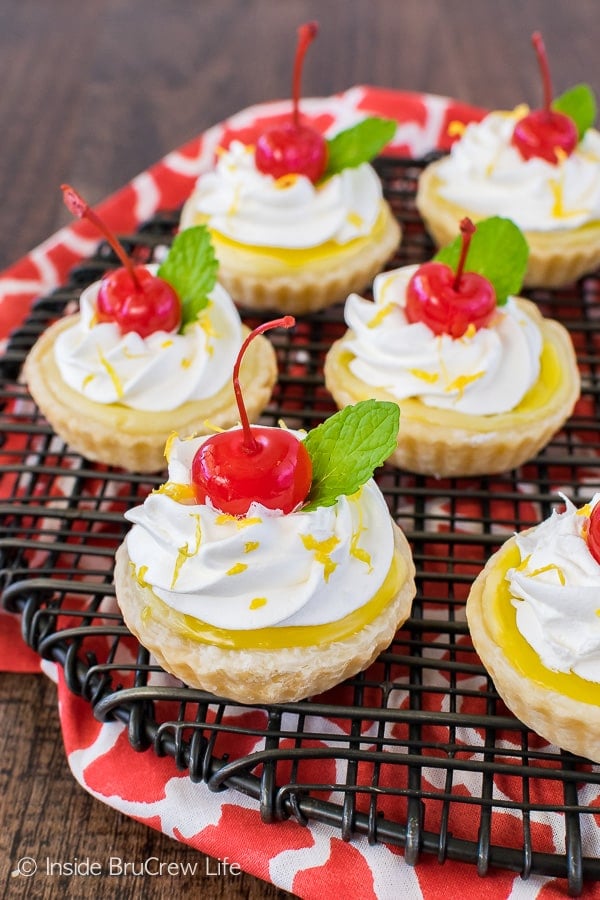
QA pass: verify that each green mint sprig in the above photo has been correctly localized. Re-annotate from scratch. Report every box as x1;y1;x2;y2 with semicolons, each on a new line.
157;225;218;332
552;83;597;141
322;117;397;180
434;216;529;307
302;400;399;511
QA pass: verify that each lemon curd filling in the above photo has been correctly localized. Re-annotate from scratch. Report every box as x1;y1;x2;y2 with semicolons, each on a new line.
201;205;390;269
338;338;562;430
428;171;600;238
484;544;600;705
136;552;405;651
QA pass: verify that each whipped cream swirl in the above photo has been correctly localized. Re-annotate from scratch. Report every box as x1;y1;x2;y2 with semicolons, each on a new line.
434;109;600;231
507;494;600;683
185;140;383;248
54;267;242;412
343;265;542;415
124;433;396;631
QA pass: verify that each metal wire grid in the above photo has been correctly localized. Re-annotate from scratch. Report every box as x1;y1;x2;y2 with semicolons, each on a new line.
2;157;600;894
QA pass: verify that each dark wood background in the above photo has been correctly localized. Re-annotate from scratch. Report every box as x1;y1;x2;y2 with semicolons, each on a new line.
1;1;600;898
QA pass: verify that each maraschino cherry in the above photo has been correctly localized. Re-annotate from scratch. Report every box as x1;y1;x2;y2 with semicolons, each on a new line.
587;503;600;565
192;317;313;516
511;32;578;164
62;184;181;338
254;21;327;183
405;218;497;339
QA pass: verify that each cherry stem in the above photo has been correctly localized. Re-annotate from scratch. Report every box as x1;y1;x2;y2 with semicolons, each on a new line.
531;31;553;112
453;218;477;291
233;316;295;453
61;184;142;290
292;21;318;129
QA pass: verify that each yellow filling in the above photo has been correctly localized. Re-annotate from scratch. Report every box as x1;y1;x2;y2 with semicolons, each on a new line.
203;205;390;269
339;338;562;430
427;170;600;241
484;544;600;704
137;552;405;651
488;340;559;415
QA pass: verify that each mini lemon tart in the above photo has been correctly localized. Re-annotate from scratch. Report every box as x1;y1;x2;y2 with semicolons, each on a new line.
416;37;600;287
24;211;276;474
466;495;600;762
114;398;416;705
324;219;580;478
179;27;399;314
180;183;400;315
417;160;600;289
24;313;275;474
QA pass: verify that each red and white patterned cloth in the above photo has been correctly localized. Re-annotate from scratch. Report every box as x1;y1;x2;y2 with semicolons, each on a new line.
0;87;590;898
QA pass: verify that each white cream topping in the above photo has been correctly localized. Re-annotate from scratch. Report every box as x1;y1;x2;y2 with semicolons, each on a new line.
54;266;243;412
343;265;542;415
185;140;383;248
434;108;600;231
124;432;395;630
507;494;600;683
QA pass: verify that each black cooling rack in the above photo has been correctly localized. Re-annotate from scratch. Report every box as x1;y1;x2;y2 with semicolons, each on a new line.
3;156;600;896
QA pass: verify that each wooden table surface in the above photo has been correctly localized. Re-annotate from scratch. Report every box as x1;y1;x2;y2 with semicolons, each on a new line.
2;1;600;898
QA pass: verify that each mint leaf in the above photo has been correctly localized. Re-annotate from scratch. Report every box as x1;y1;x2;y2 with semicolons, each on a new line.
157;225;219;331
323;117;396;179
552;83;597;141
302;400;399;511
434;216;529;306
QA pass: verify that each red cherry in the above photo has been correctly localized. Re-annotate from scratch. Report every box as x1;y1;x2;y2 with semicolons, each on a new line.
62;184;181;337
587;503;600;565
512;32;578;164
254;22;327;183
405;218;496;338
256;121;327;184
192;426;312;517
96;266;180;338
512;110;577;164
192;317;313;516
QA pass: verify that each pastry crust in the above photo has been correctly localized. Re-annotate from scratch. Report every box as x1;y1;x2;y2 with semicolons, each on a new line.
23;318;277;473
114;522;416;705
466;536;600;762
324;298;580;478
179;200;401;315
416;160;600;288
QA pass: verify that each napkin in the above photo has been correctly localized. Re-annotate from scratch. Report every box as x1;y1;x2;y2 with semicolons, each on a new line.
1;87;583;898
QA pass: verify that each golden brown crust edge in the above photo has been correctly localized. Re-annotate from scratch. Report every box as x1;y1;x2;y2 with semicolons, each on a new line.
114;522;416;705
466;539;600;762
416;161;600;288
179;201;401;315
23;319;277;473
323;299;580;478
